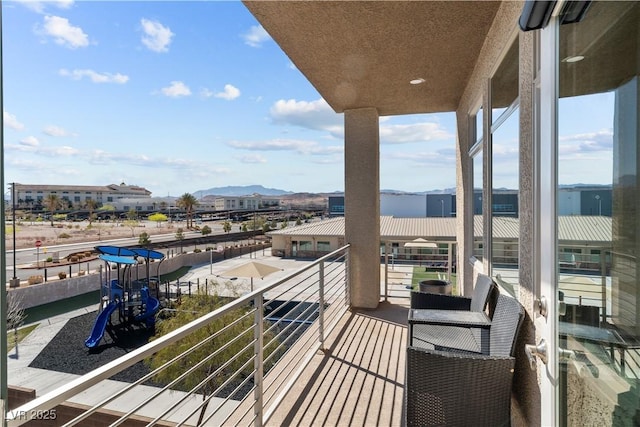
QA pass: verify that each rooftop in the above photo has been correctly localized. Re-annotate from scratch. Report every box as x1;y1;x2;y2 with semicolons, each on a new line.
269;215;613;244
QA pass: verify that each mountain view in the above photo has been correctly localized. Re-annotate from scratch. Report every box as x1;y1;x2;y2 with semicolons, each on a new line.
196;185;295;197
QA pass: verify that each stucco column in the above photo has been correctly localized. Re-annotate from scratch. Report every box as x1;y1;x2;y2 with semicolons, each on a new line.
345;107;380;309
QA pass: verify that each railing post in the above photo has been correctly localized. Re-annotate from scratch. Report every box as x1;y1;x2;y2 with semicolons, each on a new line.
254;294;264;427
319;261;325;349
345;247;351;306
600;250;607;323
384;242;389;302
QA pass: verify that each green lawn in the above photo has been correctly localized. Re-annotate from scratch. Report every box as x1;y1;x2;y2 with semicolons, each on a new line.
7;323;39;352
159;266;192;282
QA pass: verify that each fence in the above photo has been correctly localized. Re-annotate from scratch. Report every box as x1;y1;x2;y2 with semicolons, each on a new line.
4;245;350;426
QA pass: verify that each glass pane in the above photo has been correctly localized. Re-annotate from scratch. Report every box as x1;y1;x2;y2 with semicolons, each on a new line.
491;108;519;297
476;106;484;145
557;2;640;425
491;39;518;124
473;153;483;261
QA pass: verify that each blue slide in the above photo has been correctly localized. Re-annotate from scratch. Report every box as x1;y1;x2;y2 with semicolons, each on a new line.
84;300;119;348
135;288;160;327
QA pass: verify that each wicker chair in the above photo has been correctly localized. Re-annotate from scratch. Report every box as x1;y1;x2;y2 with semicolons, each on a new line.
410;272;497;314
405;294;525;427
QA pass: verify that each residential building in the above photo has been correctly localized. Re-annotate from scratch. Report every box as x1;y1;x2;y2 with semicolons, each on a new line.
11;183;151;210
269;216;612;273
213;195;279;211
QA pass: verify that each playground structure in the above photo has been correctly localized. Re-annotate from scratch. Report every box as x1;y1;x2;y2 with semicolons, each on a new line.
84;245;164;349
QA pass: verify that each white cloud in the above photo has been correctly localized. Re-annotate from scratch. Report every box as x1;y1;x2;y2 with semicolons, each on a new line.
242;25;270;48
160;81;191;97
59;68;129;84
44;125;75;137
270;98;456;146
200;88;214;98
16;0;74;14
270;98;343;137
380;122;453;144
20;136;40;147
4;111;25;131
39;15;88;48
238;154;267;164
559;129;613;157
47;145;79;156
141;18;174;53
227;138;343;156
386;148;455;167
215;84;241;100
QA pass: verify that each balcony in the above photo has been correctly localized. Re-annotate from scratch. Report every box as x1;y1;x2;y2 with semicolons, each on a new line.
5;245;408;426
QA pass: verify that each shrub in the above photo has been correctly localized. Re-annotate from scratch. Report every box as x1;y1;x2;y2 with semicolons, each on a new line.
76;253;85;260
78;270;85;276
69;256;79;263
194;248;202;253
46;257;53;263
67;225;73;229
58;233;71;239
28;275;44;285
58;272;67;279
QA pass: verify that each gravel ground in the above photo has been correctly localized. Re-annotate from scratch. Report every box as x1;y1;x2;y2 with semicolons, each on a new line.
29;306;314;398
29;312;159;385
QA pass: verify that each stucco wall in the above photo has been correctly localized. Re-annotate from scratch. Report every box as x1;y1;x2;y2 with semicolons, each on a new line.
455;2;539;426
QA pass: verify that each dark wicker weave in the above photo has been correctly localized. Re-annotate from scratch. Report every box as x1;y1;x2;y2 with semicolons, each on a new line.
410;273;496;314
405;294;525;427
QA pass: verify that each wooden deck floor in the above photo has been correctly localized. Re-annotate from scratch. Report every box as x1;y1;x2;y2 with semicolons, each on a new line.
265;298;409;427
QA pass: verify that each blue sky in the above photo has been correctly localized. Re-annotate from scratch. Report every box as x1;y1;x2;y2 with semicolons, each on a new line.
2;1;613;198
2;0;459;197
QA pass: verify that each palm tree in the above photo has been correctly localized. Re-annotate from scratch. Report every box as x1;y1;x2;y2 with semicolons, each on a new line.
44;194;61;226
177;193;198;229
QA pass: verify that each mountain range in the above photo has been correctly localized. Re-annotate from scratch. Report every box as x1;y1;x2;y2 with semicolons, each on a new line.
196;185;295;197
196;183;611;197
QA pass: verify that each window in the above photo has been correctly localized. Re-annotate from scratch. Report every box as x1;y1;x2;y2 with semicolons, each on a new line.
556;3;639;423
299;241;312;251
470;103;484;263
490;36;519;295
317;241;331;252
471;148;484;261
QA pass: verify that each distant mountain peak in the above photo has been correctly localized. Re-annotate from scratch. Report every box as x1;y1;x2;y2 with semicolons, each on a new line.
196;185;294;197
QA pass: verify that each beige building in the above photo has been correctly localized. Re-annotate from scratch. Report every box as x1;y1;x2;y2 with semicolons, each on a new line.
213;196;280;211
11;183;151;209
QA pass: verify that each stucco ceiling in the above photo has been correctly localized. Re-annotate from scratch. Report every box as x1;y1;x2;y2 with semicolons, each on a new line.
243;1;502;117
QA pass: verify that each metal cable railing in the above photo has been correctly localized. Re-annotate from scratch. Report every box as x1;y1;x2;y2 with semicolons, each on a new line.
5;245;350;427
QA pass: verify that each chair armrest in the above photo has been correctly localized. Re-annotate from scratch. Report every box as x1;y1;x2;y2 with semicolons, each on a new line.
408;311;491;354
410;291;472;310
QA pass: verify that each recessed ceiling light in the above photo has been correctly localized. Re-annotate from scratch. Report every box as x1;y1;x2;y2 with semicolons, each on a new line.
563;55;584;63
410;78;426;85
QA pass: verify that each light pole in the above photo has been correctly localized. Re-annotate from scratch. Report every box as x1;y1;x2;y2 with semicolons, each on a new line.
9;183;19;287
595;195;602;216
